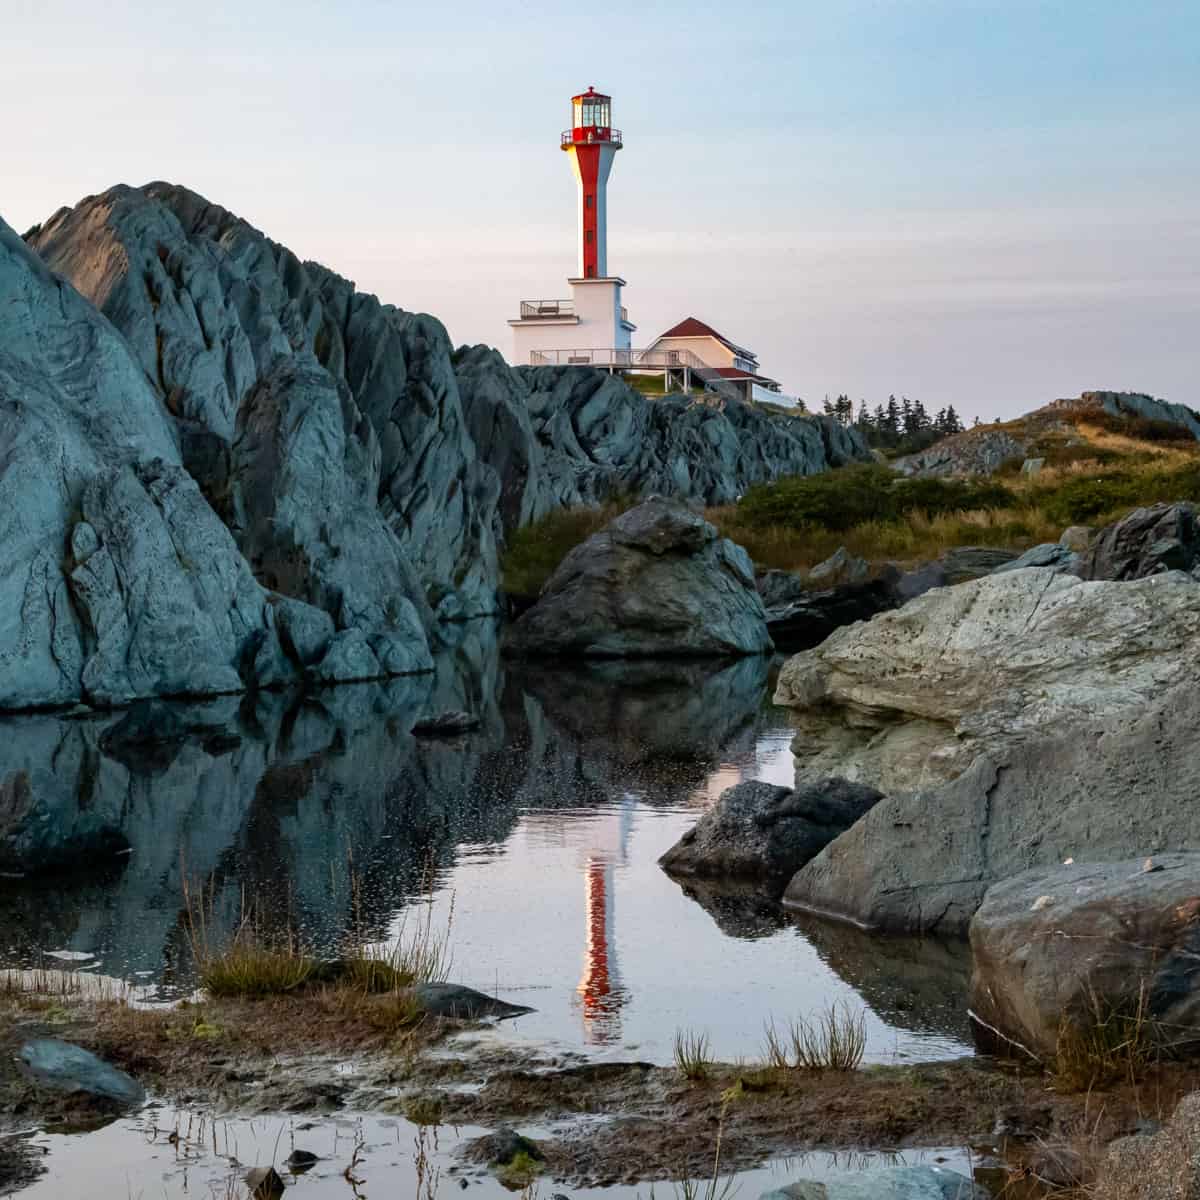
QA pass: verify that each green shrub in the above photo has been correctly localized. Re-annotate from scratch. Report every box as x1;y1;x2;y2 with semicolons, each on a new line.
500;499;634;597
736;465;1015;532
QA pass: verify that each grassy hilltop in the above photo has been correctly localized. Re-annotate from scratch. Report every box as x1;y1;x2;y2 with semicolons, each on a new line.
502;403;1200;594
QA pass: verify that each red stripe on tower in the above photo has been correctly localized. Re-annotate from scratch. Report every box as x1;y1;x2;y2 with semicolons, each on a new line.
577;146;600;278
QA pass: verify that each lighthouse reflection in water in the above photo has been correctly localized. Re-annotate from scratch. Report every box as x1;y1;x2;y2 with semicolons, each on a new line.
574;793;636;1043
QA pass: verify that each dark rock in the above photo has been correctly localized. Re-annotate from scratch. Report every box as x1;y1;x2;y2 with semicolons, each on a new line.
506;498;772;659
284;1150;319;1171
1077;502;1200;581
969;853;1200;1061
935;545;1018;583
411;982;534;1021
761;575;900;650
659;778;883;895
411;711;480;736
992;542;1078;574
18;1039;144;1107
244;1165;286;1198
892;561;949;603
476;1127;545;1168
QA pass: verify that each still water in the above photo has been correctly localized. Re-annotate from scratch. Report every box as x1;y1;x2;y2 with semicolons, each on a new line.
1;621;971;1066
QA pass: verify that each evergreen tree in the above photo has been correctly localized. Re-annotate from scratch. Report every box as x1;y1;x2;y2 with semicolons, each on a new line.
884;395;901;439
944;404;962;434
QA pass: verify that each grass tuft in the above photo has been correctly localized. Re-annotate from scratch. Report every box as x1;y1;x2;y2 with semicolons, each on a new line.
762;1002;867;1073
674;1029;713;1082
1054;983;1161;1092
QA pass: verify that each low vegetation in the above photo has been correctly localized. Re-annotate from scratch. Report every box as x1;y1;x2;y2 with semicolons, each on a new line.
501;499;632;598
1054;984;1162;1093
674;1029;714;1081
761;1003;867;1073
498;412;1200;589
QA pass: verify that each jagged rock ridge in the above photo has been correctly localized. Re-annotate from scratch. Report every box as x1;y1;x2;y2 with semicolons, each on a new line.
1;182;870;710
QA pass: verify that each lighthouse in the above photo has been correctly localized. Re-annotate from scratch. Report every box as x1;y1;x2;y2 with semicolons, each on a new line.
562;86;620;279
509;87;636;366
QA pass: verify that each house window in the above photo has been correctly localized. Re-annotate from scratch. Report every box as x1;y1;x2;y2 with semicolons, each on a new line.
585;194;594;209
585;230;594;243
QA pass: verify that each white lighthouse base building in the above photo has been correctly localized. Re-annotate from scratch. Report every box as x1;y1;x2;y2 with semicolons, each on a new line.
509;277;635;368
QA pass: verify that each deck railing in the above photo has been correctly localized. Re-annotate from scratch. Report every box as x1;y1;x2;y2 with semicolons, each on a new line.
561;128;623;148
519;299;576;319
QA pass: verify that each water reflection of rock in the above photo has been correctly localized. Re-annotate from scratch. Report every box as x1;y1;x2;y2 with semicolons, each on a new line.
673;884;973;1046
0;631;771;994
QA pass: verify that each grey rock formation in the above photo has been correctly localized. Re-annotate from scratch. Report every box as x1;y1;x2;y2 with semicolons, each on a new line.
455;346;874;534
969;854;1200;1060
1097;1092;1200;1200
782;680;1200;935
774;568;1200;789
893;429;1027;477
760;1165;988;1200
658;778;883;895
28;183;499;624
1050;390;1200;440
506;498;773;658
804;547;871;588
0;213;338;708
1077;502;1200;581
18;1039;144;1107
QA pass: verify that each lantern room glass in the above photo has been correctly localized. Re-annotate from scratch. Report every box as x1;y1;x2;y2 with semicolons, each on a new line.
573;96;611;129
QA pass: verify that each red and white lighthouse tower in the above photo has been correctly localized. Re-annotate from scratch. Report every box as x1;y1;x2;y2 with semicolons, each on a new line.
509;88;636;366
561;87;621;279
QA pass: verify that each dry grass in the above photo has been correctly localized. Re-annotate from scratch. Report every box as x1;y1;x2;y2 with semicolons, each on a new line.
711;504;1062;572
1054;984;1162;1093
761;1003;867;1073
674;1029;713;1082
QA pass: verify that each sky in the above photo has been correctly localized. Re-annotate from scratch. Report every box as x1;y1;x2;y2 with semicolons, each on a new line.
4;0;1198;420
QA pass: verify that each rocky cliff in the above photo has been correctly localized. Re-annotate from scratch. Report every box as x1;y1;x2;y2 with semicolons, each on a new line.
0;182;869;711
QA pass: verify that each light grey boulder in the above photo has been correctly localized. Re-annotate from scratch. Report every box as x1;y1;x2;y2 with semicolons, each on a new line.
506;498;773;659
969;854;1200;1061
774;568;1200;789
19;1039;144;1107
892;429;1027;477
804;547;871;588
1097;1091;1200;1200
783;679;1200;935
410;982;533;1021
658;778;883;895
1059;525;1093;553
760;1165;988;1200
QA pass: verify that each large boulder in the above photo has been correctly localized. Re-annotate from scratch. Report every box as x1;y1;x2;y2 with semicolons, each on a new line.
969;854;1200;1061
505;499;773;658
659;778;883;894
1077;502;1200;581
782;680;1200;935
774;568;1200;789
759;1165;988;1200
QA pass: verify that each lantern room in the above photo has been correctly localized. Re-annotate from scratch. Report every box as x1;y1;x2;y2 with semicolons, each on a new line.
562;87;623;148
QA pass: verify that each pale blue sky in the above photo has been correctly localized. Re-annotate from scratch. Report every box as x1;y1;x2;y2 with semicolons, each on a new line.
5;0;1198;417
